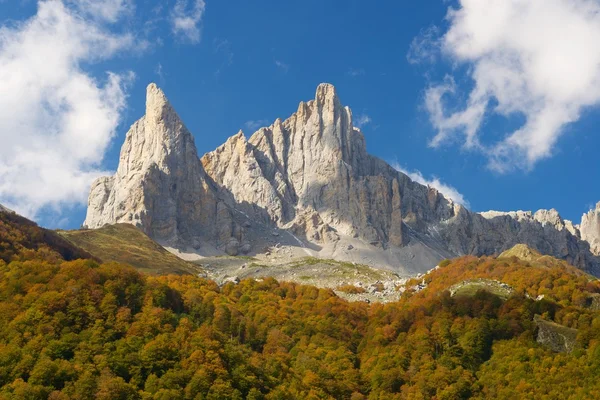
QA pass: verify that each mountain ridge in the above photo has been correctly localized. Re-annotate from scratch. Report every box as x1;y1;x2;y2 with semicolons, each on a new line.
84;83;600;275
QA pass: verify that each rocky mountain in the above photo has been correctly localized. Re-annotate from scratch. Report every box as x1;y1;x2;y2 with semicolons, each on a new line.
84;83;600;275
84;84;246;256
581;202;600;256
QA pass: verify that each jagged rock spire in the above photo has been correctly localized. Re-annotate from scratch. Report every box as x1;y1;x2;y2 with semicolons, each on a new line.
85;83;245;254
581;202;600;255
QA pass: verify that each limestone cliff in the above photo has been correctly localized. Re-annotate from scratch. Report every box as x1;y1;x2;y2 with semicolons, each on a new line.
581;202;600;256
84;84;246;254
202;84;404;248
84;83;600;275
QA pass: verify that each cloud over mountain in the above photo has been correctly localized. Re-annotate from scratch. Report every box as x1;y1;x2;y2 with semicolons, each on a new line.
416;0;600;172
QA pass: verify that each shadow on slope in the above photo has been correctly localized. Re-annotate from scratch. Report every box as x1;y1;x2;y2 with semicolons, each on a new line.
0;209;94;263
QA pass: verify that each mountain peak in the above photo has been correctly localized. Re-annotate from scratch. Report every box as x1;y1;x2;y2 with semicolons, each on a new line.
581;203;600;256
315;82;337;96
315;83;341;109
145;83;173;121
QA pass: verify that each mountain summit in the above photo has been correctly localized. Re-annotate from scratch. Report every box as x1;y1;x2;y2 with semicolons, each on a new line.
84;84;242;255
84;83;600;275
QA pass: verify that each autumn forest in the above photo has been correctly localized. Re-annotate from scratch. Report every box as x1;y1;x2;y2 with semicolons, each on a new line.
1;211;600;399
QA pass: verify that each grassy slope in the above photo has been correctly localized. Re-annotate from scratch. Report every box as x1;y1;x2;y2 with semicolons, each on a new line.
58;224;201;276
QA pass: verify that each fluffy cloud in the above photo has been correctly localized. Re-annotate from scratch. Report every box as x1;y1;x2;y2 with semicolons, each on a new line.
0;0;135;219
418;0;600;172
392;163;469;207
170;0;206;43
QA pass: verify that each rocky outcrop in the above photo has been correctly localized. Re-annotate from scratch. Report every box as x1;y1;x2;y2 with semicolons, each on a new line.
84;84;247;255
84;83;600;275
581;202;600;256
202;84;406;248
438;208;598;272
534;315;578;353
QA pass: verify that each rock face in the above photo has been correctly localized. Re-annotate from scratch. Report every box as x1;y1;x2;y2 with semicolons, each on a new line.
534;315;578;353
201;84;405;248
84;84;247;255
440;208;598;273
581;202;600;256
84;83;600;275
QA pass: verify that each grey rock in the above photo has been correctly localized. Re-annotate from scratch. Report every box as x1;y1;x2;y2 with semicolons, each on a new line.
222;276;240;285
225;238;240;256
84;84;242;253
202;84;405;248
240;243;252;254
581;202;600;256
534;315;577;353
201;83;600;274
83;82;600;275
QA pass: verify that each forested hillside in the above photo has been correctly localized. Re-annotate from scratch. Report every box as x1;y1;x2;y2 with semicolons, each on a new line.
0;211;93;264
0;214;599;399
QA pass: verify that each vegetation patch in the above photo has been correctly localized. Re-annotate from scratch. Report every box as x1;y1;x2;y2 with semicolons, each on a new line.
0;211;93;263
498;243;543;262
336;284;367;294
449;279;515;300
285;257;395;281
58;224;201;276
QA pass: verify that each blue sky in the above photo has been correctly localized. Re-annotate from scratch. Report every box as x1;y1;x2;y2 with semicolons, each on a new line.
1;0;599;229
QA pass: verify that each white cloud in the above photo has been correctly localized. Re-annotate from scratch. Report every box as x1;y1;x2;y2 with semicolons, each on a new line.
407;26;440;65
355;114;372;128
275;60;289;73
244;119;270;131
214;38;233;64
418;0;600;172
392;163;470;207
155;62;164;81
347;68;365;77
68;0;134;22
170;0;206;43
0;0;135;219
